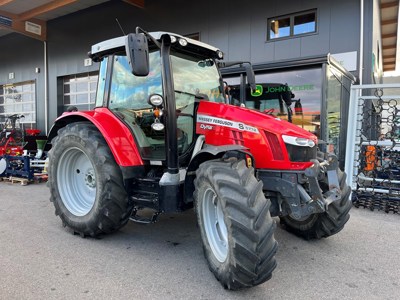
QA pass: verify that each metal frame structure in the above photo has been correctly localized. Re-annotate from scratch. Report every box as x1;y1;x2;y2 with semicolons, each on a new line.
345;83;400;213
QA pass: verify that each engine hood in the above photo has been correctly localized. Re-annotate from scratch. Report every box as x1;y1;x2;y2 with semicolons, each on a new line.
197;101;317;141
196;101;317;170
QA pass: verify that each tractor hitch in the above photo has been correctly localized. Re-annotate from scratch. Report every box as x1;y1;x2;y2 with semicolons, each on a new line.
259;155;343;219
301;155;342;211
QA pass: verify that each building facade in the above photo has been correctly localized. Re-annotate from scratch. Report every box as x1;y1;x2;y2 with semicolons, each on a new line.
0;0;385;163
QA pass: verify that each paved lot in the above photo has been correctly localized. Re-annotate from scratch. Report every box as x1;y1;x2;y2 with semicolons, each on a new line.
0;181;399;300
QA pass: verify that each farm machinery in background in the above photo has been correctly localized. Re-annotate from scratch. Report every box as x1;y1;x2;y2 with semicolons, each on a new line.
0;114;47;181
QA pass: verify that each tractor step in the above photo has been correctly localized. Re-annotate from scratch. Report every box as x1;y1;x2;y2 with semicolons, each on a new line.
130;177;161;210
129;208;160;224
130;192;159;208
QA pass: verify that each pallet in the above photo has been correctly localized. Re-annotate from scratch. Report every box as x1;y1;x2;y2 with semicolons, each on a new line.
0;176;29;186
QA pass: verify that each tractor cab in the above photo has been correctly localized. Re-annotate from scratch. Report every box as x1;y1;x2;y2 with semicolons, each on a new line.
89;30;226;169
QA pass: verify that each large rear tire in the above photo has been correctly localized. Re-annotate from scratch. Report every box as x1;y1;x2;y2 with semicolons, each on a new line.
48;123;133;237
194;158;278;290
280;169;352;240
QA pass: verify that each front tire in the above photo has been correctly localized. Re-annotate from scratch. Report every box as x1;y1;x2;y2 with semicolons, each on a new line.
194;158;278;290
48;123;133;237
280;169;352;240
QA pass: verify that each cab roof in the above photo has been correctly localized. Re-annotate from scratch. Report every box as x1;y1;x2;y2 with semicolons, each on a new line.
89;31;223;62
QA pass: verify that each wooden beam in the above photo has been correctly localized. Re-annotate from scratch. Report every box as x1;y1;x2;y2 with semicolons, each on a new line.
122;0;145;9
0;0;15;6
382;32;397;39
0;10;46;41
383;54;397;59
381;1;398;9
381;18;398;26
383;64;396;70
382;44;396;50
17;0;78;21
383;57;396;65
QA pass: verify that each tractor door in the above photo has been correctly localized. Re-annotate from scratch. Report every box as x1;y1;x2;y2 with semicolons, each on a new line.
107;51;198;163
105;48;224;165
108;51;167;160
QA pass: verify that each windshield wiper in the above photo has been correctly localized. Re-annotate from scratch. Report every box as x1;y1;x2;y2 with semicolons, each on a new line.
175;90;197;98
175;90;209;101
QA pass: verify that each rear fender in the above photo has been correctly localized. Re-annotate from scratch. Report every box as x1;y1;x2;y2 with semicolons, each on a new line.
47;109;143;167
184;144;248;204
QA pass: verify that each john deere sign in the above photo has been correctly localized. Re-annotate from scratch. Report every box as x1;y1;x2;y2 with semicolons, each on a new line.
251;85;263;96
265;84;314;93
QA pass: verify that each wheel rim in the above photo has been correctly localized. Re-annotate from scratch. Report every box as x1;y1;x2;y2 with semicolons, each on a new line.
57;147;96;216
202;187;228;263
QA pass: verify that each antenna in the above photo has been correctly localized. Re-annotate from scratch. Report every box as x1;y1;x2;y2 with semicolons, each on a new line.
115;18;126;35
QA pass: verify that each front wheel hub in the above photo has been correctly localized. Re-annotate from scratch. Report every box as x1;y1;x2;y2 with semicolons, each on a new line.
85;170;96;188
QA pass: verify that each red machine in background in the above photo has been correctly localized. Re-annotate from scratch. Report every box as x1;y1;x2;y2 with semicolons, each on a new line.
0;114;46;180
0;114;25;156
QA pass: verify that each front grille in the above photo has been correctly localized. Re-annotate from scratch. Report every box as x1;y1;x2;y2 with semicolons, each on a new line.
264;131;284;160
285;144;317;162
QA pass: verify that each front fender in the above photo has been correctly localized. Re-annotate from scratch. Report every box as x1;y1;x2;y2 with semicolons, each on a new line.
184;144;248;203
48;108;143;167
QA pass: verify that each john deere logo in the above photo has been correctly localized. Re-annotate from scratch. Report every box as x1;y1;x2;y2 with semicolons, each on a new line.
251;85;263;97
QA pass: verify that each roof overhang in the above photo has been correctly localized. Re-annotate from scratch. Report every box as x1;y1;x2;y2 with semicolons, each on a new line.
0;0;144;41
381;0;399;72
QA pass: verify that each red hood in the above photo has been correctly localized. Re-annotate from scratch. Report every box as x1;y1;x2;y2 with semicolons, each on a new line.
196;101;317;170
197;101;317;141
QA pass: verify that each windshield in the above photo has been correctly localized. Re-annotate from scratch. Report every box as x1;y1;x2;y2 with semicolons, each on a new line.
171;52;225;107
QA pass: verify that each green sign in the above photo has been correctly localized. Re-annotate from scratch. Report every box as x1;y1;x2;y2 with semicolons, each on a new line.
265;84;314;93
251;84;263;97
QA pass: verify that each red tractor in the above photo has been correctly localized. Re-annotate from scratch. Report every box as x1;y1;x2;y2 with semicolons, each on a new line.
47;28;351;290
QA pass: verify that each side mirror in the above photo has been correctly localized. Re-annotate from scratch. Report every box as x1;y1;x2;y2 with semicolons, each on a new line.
281;84;293;105
125;33;150;76
282;92;292;105
244;64;256;92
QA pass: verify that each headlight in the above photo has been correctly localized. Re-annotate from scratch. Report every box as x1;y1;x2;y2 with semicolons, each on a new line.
151;122;165;131
283;134;317;162
179;38;187;46
148;94;163;107
282;135;315;148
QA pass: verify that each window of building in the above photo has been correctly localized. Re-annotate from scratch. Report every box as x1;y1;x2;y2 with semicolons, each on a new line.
326;64;353;168
63;72;98;111
224;67;323;138
0;80;36;128
185;32;200;41
268;10;317;40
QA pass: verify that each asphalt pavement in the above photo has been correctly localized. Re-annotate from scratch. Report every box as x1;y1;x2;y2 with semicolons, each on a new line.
0;181;399;300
